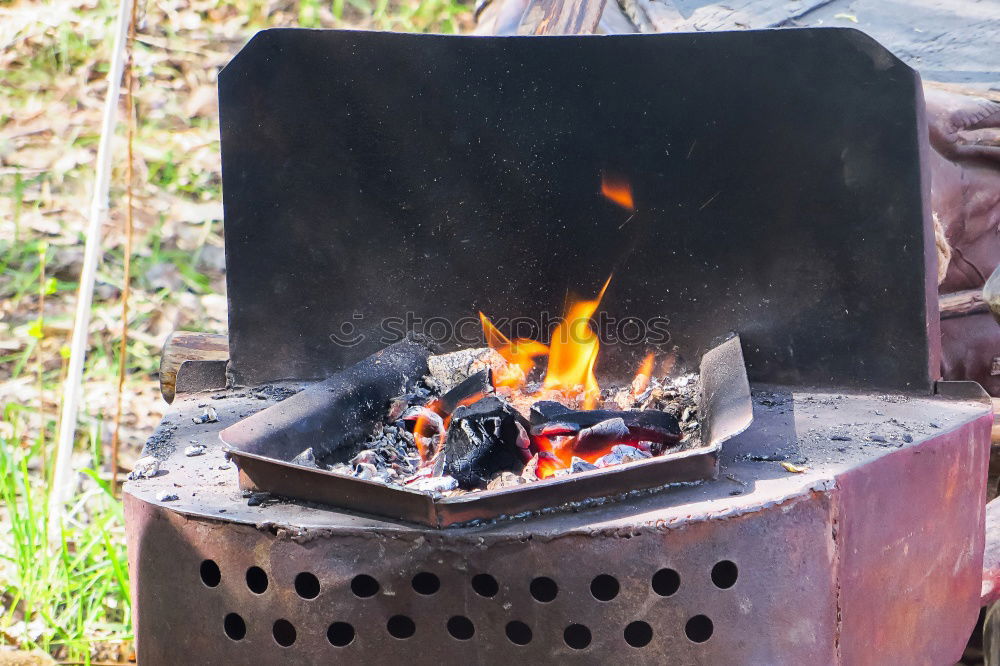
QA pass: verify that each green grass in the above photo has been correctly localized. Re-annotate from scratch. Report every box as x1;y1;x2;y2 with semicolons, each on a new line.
0;0;472;660
0;409;132;662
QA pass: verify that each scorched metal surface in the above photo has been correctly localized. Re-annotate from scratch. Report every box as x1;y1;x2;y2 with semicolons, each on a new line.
219;28;938;391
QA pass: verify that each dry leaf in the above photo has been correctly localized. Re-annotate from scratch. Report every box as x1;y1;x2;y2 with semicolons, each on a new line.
780;462;808;473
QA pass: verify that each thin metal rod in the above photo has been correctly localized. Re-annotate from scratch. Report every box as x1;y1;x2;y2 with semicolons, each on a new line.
49;0;134;539
109;0;140;499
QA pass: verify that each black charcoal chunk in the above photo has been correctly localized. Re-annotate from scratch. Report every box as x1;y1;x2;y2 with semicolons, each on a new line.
444;396;529;489
529;400;573;425
531;409;681;451
221;337;432;465
437;369;493;415
574;417;630;454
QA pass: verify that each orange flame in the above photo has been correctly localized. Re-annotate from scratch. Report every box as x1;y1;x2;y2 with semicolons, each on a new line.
479;312;548;388
631;352;654;395
541;277;610;409
601;172;634;211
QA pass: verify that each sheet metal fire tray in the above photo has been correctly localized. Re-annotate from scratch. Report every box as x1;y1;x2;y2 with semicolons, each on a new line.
222;336;752;527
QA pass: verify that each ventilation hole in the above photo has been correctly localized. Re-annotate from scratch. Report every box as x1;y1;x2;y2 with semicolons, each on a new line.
273;619;296;647
327;622;355;647
529;576;558;602
200;560;221;588
505;621;532;645
685;615;714;643
590;574;620;601
652;568;680;597
411;572;440;595
351;574;380;598
295;572;320;599
624;621;653;648
387;615;416;639
471;573;499;598
447;615;475;640
224;613;246;641
711;560;739;589
245;566;268;594
564;624;592;650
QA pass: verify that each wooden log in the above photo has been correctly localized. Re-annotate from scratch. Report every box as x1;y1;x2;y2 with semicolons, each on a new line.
159;331;229;403
939;289;990;319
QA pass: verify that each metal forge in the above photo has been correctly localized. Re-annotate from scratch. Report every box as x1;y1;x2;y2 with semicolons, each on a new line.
125;28;995;664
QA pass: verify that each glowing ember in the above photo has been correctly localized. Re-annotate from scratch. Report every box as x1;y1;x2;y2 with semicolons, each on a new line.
601;172;634;211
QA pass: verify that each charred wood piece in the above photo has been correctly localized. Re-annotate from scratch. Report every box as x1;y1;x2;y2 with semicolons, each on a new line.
574;417;630;454
444;396;530;489
531;409;681;451
436;369;494;415
221;337;432;465
529;400;573;424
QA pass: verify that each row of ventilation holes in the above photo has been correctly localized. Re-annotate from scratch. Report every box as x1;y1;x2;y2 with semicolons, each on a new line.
201;559;738;649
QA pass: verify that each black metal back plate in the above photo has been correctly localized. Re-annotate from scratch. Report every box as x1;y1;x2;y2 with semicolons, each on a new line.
219;28;936;390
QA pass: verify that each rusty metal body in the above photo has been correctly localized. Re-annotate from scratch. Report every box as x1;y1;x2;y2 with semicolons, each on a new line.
125;382;992;664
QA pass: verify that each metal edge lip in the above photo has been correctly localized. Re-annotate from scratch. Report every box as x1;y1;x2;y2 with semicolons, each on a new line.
224;437;722;504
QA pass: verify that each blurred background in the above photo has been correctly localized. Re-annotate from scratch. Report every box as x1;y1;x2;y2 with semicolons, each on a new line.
0;1;472;661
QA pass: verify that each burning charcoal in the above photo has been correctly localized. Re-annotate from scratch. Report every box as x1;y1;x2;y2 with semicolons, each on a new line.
529;400;573;425
437;370;494;415
291;447;318;467
535;421;581;437
487;471;525;490
574;417;630;454
443;396;530;489
531;409;681;451
127;456;160;480
571;457;598;473
327;463;353;475
192;406;218;424
184;444;206;457
410;475;459;494
595;444;652;468
427;347;508;392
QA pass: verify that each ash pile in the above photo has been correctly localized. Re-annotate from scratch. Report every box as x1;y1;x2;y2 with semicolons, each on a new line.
290;346;700;497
